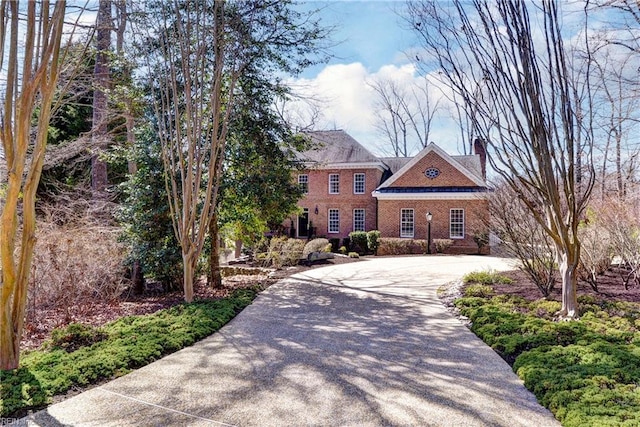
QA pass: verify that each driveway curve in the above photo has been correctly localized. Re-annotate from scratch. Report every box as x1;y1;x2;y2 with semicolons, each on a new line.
28;255;560;427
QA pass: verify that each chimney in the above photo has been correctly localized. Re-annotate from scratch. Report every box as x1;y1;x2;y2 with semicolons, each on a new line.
474;138;487;180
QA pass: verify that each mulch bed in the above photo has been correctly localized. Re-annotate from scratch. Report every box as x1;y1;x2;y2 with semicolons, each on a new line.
493;267;640;303
21;256;360;352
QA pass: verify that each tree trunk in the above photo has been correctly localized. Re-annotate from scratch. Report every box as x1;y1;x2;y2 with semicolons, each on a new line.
235;239;243;259
91;0;111;196
209;213;223;289
556;249;580;319
182;250;195;303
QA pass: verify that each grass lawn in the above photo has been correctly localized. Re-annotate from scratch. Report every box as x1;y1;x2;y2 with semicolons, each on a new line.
457;271;640;427
0;288;257;419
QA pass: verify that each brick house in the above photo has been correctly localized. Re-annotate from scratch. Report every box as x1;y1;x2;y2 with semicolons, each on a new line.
289;130;489;254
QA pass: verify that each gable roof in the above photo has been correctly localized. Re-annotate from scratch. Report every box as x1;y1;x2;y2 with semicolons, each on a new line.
376;143;487;190
297;130;381;165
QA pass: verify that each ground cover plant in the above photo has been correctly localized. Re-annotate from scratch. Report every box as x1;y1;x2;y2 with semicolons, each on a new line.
457;270;640;426
0;289;257;418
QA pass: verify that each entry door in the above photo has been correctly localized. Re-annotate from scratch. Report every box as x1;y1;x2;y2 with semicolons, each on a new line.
298;208;309;238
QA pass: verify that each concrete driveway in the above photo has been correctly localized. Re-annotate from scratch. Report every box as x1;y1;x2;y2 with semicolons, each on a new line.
27;255;560;426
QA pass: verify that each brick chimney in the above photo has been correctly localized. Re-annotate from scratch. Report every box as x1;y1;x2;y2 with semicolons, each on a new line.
474;138;487;181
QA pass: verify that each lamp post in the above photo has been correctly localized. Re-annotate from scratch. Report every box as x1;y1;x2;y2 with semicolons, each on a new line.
426;212;432;254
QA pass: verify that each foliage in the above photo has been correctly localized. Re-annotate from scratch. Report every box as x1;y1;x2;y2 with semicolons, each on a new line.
258;237;305;268
463;270;514;286
349;231;368;255
433;239;453;253
339;246;348;255
328;238;341;253
454;290;640;426
303;238;331;258
117;127;182;290
0;289;257;418
348;252;360;259
367;230;381;255
377;238;427;256
49;324;108;353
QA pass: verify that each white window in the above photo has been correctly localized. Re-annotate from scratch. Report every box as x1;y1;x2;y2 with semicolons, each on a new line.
353;173;365;194
450;208;465;239
329;174;340;194
298;174;308;194
328;209;340;234
400;209;414;238
353;209;365;232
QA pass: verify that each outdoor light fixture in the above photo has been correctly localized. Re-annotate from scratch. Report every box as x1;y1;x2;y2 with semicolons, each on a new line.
314;205;319;215
426;212;432;254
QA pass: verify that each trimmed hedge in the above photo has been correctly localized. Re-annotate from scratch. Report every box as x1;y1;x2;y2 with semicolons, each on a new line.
377;238;427;255
0;289;257;418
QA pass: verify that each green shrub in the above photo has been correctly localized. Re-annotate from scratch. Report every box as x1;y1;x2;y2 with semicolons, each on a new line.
339;246;347;255
49;323;108;353
349;231;368;254
366;230;381;255
463;284;495;298
0;289;257;418
463;270;514;286
348;252;360;258
433;238;454;253
454;291;640;427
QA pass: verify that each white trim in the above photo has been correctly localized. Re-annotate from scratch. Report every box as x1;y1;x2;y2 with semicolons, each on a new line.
328;208;340;234
329;173;340;194
372;191;487;201
353;173;365;194
450;208;465;239
376;143;486;190
353;208;365;232
303;161;387;172
400;208;415;238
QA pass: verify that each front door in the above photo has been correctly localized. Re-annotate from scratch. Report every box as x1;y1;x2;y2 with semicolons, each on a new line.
298;208;309;238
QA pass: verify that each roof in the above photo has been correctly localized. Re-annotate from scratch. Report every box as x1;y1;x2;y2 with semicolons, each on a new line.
297;130;381;165
380;157;412;174
376;143;487;190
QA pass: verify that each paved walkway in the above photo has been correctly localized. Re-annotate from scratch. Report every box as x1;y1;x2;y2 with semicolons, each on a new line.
26;256;560;426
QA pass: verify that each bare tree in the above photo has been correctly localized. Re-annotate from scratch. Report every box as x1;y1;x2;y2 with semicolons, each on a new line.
0;0;86;369
407;0;597;318
91;0;112;196
368;75;440;157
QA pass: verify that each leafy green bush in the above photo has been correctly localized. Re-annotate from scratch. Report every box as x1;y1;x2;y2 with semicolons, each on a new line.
348;252;360;258
454;290;640;426
0;289;257;418
49;323;108;353
348;231;367;254
463;270;514;286
463;284;495;298
366;230;381;255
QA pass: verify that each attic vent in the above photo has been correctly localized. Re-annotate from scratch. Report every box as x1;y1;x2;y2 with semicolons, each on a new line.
425;167;440;179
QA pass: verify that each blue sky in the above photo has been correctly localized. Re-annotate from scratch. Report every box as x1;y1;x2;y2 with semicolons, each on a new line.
288;1;464;157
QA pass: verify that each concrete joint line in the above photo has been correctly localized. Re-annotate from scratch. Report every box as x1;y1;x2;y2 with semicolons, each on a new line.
96;387;236;426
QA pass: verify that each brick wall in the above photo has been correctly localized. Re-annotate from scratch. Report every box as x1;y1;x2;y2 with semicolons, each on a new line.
390;151;478;188
377;198;488;252
287;167;384;239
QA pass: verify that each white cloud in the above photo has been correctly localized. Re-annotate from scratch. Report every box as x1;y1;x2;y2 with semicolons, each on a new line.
286;62;464;157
